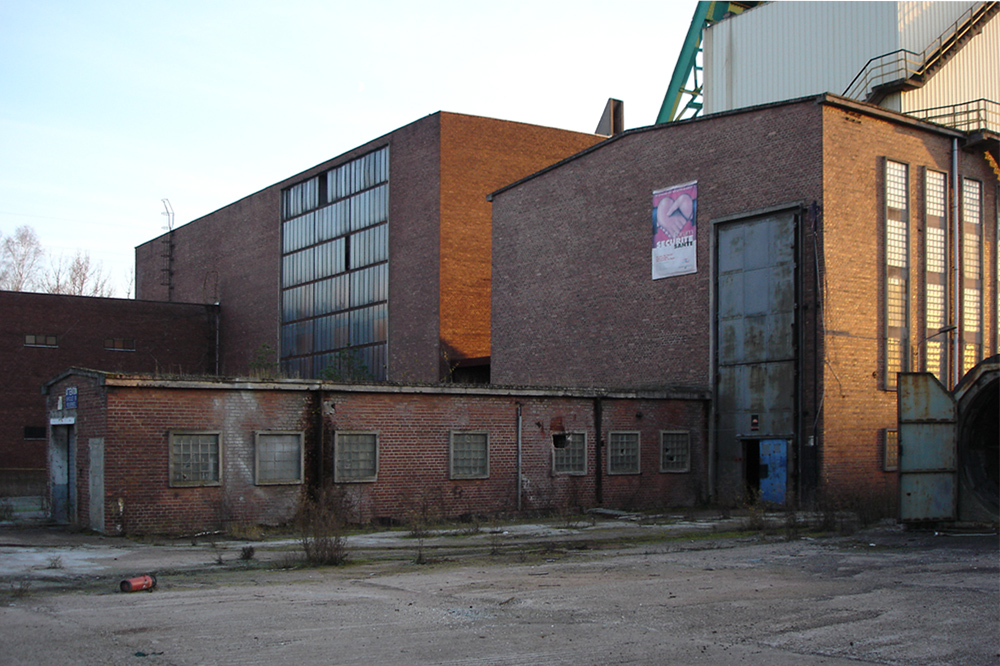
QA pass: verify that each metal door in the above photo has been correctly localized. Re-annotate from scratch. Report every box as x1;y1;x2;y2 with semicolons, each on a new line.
759;439;788;504
898;373;957;522
716;211;798;503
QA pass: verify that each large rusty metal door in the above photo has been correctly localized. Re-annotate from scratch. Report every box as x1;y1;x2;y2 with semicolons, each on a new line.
716;211;797;503
898;373;957;522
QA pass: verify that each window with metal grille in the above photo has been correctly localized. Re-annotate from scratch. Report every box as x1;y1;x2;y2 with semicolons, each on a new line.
255;432;304;485
660;431;691;473
169;432;221;487
884;160;909;389
450;432;489;479
882;428;899;472
334;432;378;482
552;432;586;475
608;432;640;475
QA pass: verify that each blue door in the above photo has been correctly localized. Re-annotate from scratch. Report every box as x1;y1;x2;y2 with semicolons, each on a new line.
759;439;787;504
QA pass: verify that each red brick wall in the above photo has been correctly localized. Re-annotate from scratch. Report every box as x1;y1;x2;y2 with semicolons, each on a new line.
136;113;601;384
819;102;999;501
55;373;707;534
1;292;217;481
437;114;604;374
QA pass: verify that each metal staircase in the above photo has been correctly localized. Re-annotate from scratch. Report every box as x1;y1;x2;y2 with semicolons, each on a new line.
843;1;998;106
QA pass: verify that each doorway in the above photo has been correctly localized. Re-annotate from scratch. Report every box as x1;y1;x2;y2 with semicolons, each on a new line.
50;425;75;523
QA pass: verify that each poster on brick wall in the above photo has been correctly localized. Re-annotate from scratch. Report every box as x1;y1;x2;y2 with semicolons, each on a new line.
651;181;697;280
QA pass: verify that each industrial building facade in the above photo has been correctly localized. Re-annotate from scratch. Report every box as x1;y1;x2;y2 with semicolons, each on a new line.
0;291;218;493
45;370;708;534
490;93;998;507
135;112;603;383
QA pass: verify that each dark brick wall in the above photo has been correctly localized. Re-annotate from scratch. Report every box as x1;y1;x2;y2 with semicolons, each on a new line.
51;373;707;534
1;292;217;480
491;98;825;390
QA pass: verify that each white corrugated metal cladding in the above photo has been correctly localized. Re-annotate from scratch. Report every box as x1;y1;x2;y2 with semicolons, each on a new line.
702;1;995;115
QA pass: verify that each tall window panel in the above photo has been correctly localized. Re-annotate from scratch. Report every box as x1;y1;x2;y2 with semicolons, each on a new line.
280;146;390;380
924;170;948;383
961;178;982;375
884;160;909;389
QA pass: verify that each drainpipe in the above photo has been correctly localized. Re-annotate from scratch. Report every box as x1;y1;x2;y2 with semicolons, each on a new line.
314;389;325;492
516;402;523;512
952;138;961;388
594;397;603;505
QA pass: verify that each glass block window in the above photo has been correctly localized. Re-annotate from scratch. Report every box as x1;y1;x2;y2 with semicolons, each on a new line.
255;432;304;485
924;170;949;383
608;432;640;475
962;178;982;374
450;432;489;479
169;432;221;487
552;432;586;475
280;146;390;380
335;432;378;483
884;160;909;389
882;429;899;472
660;431;691;473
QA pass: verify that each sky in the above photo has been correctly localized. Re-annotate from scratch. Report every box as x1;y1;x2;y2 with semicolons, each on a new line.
0;1;695;297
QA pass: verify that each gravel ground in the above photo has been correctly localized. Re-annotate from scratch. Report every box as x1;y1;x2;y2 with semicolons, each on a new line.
0;516;997;665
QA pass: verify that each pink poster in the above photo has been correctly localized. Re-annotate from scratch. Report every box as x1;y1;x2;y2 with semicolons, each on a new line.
651;181;697;279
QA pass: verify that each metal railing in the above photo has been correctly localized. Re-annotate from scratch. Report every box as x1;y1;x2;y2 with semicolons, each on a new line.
908;99;1000;134
843;2;994;102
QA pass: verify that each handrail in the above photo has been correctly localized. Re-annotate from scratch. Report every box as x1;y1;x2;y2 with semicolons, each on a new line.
844;2;994;102
908;99;1000;134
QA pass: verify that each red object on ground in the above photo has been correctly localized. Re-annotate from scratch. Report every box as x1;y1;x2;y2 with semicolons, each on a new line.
119;575;157;593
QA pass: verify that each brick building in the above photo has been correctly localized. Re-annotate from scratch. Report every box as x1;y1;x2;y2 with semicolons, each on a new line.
490;93;998;508
44;370;708;534
135;112;603;383
0;291;218;493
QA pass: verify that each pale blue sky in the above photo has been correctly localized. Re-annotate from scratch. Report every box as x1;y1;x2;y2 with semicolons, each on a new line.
0;1;694;296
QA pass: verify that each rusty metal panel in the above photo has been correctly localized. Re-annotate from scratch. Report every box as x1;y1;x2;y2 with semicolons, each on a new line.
898;373;956;423
715;212;798;502
900;473;956;522
898;372;957;521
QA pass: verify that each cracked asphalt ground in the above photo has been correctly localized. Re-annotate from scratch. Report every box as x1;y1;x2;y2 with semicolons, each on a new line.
1;516;997;665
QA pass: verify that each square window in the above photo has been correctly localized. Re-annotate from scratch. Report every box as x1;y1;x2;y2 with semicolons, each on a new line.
169;432;221;487
552;432;586;475
104;337;135;351
660;431;691;473
450;432;489;479
608;432;640;475
255;431;304;485
24;426;47;440
25;334;57;348
335;432;378;482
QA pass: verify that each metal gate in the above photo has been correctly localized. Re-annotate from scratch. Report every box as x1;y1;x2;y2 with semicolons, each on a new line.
715;210;798;503
898;373;958;522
